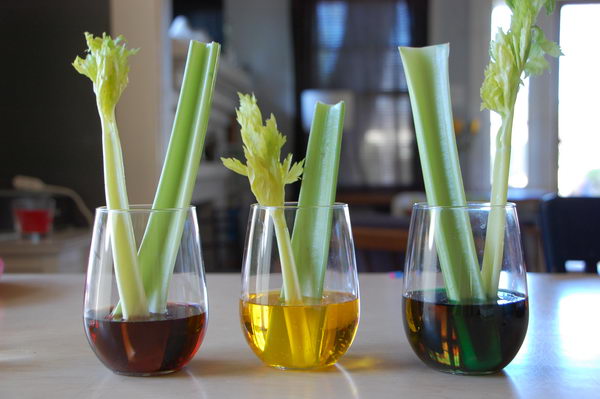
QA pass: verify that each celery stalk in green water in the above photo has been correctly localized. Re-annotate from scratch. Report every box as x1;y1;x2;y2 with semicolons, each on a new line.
73;33;148;319
480;0;560;298
221;94;305;304
137;41;220;313
292;101;345;299
399;45;484;302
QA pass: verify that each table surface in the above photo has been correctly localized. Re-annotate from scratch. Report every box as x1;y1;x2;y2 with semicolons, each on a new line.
1;273;599;399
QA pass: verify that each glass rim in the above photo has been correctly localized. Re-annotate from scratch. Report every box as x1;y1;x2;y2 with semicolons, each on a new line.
250;202;349;210
412;201;517;211
95;204;196;214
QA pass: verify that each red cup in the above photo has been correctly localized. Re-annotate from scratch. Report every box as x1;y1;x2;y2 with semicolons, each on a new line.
12;197;55;241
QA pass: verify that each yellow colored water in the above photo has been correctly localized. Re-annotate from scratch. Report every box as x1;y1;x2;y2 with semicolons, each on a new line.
240;291;359;369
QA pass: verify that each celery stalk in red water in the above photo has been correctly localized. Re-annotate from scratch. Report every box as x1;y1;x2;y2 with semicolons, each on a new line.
73;33;148;319
138;42;220;313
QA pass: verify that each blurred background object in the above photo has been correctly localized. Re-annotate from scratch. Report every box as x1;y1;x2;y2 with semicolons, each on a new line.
13;175;93;226
12;196;55;242
0;0;596;274
540;195;600;274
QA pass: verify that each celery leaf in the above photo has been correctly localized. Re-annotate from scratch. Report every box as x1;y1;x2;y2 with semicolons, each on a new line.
221;93;304;206
73;32;138;116
480;0;560;115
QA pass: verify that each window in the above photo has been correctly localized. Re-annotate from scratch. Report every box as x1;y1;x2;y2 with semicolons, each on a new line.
558;3;600;196
293;0;428;188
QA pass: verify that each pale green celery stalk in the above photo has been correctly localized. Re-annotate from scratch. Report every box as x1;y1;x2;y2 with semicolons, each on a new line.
399;45;484;303
480;0;561;298
138;41;220;313
73;33;148;318
223;95;311;365
291;101;345;299
272;208;303;304
221;94;305;304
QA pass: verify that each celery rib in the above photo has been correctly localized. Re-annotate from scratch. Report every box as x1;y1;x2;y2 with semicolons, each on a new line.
138;41;220;313
481;111;514;298
221;94;305;305
399;45;484;302
480;0;560;298
273;209;303;304
102;115;149;319
292;102;345;299
73;33;148;319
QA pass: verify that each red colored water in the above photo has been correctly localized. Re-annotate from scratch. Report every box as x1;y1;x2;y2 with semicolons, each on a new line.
14;209;53;234
84;303;206;375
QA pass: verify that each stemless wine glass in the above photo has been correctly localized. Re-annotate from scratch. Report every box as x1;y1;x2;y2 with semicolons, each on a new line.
240;202;360;370
403;203;528;375
84;205;208;376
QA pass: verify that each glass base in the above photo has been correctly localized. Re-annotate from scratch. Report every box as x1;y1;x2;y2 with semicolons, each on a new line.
113;368;180;377
434;367;501;376
268;361;337;371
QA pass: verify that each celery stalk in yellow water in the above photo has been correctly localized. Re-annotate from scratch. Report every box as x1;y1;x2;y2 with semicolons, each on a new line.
222;94;305;304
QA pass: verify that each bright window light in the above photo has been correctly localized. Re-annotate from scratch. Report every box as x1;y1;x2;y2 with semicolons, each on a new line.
558;4;600;196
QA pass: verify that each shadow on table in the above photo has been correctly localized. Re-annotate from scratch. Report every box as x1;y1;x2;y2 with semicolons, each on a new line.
338;353;414;372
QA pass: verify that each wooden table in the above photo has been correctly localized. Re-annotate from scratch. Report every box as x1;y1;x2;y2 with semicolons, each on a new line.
0;229;91;273
1;273;599;398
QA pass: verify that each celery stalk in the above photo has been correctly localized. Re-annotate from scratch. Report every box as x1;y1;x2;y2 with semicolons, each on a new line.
480;0;561;298
273;209;303;304
102;115;149;319
399;45;484;302
138;41;220;313
221;94;305;304
292;101;345;299
481;111;514;297
223;95;313;363
73;33;148;319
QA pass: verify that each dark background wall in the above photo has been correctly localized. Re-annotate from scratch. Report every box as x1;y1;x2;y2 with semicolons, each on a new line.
0;0;110;210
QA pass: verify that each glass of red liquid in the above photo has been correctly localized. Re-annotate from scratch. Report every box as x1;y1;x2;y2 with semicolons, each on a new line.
12;197;55;241
84;205;208;376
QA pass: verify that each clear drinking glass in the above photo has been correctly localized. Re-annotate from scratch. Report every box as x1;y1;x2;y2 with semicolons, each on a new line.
84;205;208;376
240;203;360;370
403;203;528;375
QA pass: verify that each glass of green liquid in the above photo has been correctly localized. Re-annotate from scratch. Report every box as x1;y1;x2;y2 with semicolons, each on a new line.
403;202;528;375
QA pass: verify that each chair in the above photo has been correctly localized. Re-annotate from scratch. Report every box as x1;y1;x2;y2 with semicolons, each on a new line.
540;195;600;273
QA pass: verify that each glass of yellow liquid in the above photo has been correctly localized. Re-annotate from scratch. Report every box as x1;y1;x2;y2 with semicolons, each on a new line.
240;203;359;370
